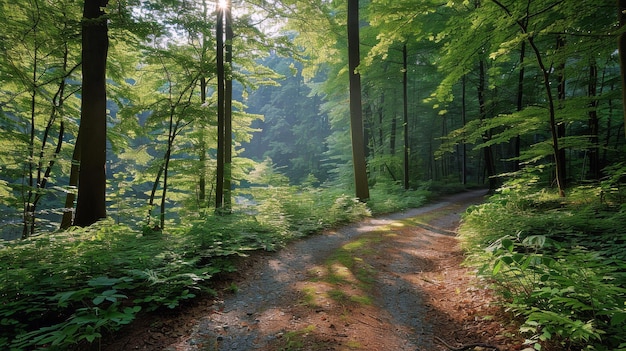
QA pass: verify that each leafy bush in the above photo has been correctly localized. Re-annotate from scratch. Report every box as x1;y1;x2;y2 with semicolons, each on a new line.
245;185;372;237
367;181;430;214
0;220;217;350
0;184;446;349
460;186;626;351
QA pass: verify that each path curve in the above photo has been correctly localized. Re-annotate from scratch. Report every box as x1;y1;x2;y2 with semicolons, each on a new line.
165;189;489;351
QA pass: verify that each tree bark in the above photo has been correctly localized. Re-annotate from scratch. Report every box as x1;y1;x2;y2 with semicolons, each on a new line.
224;0;233;212
514;41;526;172
199;77;207;205
347;0;369;201
159;134;174;230
478;60;497;191
618;0;626;137
378;93;384;152
461;75;467;184
529;35;565;196
390;111;397;155
588;61;600;180
402;44;410;190
74;0;109;226
490;0;565;196
215;5;225;210
556;36;567;188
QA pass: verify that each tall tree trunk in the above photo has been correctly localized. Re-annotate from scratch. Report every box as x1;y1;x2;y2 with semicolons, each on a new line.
74;0;109;226
588;60;600;180
390;112;397;155
159;135;174;230
491;0;565;197
618;0;626;137
199;77;207;206
215;5;225;210
199;0;210;210
556;36;567;187
364;103;373;158
23;4;40;238
402;43;410;190
441;114;449;179
514;41;526;172
604;88;614;163
224;0;233;212
33;44;74;233
347;0;369;201
148;155;165;225
478;59;497;191
530;36;565;196
378;93;384;152
461;75;467;185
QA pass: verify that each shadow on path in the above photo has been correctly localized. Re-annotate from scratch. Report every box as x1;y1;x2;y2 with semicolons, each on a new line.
162;190;491;351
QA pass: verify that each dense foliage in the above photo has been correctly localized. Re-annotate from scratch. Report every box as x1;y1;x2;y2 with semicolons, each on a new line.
1;0;626;350
0;184;430;350
460;180;626;351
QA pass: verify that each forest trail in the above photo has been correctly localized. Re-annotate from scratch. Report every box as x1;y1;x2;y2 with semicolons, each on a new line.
104;189;523;351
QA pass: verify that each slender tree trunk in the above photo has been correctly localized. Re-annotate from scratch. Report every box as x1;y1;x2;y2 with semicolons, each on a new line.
60;134;81;229
364;103;373;158
74;0;109;226
441;114;448;178
461;75;467;185
33;121;65;217
199;0;210;210
491;0;565;196
23;5;40;238
556;36;567;187
618;0;626;136
33;44;73;231
390;112;397;155
199;77;207;205
588;61;600;180
402;44;410;190
215;5;225;210
148;157;165;225
224;0;233;212
159;136;174;230
529;36;565;196
347;0;369;201
378;93;384;152
604;90;614;163
514;41;526;172
478;60;497;191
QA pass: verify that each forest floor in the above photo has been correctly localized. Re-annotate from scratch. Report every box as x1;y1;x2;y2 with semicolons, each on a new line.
101;190;526;351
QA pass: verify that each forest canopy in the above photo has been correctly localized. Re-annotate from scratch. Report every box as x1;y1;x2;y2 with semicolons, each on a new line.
0;0;623;237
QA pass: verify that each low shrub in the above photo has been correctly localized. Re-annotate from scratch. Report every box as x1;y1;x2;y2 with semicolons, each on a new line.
460;186;626;351
0;183;446;349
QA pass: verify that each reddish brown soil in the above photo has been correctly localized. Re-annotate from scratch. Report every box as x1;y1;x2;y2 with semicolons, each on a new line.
100;190;525;351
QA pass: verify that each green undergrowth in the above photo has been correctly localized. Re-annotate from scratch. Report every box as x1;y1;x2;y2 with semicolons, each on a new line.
459;183;626;351
0;184;433;350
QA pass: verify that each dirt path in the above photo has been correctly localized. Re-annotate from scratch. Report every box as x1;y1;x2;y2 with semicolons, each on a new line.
104;190;523;351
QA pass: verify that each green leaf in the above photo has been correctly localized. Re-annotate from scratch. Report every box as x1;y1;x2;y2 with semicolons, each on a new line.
493;260;503;275
83;332;101;343
92;296;105;305
512;253;525;264
88;277;121;287
612;312;626;326
502;238;514;252
501;256;514;265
